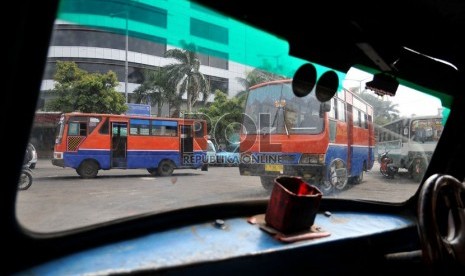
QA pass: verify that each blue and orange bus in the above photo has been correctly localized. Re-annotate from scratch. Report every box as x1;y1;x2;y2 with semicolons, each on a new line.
239;79;375;193
52;112;208;178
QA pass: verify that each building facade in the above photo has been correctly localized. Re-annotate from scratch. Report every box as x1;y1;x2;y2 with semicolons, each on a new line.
39;0;252;116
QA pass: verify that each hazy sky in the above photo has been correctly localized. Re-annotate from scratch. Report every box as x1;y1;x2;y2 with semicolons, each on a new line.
344;68;443;117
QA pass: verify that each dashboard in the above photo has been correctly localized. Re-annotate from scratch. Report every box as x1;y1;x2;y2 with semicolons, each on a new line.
23;209;419;275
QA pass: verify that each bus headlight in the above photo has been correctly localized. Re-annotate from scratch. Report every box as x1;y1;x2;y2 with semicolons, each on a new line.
54;152;63;159
300;154;325;164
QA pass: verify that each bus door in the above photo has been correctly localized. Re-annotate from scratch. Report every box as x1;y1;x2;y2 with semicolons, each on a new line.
180;125;193;165
367;114;374;166
111;122;127;168
346;105;353;173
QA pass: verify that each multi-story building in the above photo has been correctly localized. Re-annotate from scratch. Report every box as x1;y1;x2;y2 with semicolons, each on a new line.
39;0;255;116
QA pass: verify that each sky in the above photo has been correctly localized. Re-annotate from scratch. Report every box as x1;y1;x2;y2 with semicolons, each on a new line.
343;68;443;117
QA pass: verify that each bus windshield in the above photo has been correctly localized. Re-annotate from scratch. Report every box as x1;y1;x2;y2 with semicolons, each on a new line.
244;81;324;135
411;117;443;143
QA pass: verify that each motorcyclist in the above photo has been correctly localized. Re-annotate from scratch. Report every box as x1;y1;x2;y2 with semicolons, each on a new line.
23;143;33;166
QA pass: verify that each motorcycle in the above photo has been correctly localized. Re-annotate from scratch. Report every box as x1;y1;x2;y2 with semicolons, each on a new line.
379;151;398;179
18;165;33;190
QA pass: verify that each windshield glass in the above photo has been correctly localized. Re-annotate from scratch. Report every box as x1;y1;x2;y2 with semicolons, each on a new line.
16;0;450;233
244;81;324;135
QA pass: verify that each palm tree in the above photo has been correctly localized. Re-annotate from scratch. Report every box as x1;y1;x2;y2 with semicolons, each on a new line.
163;42;210;115
235;68;285;106
133;69;176;117
237;68;284;92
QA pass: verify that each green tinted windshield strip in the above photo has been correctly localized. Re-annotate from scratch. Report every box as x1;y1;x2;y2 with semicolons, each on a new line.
57;0;345;88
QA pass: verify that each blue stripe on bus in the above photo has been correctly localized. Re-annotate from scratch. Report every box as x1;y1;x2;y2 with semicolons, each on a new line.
64;150;111;169
63;150;205;170
326;144;373;177
127;151;180;168
351;146;370;176
326;145;349;168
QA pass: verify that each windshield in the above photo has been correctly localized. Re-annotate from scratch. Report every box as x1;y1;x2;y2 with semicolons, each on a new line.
17;0;450;233
244;81;324;135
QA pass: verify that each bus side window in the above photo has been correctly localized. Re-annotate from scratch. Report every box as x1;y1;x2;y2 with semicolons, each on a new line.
79;123;87;136
68;122;87;136
99;118;109;135
362;113;368;129
337;99;346;121
328;98;336;119
152;120;178;136
68;122;79;136
353;109;360;127
194;121;204;137
89;117;101;134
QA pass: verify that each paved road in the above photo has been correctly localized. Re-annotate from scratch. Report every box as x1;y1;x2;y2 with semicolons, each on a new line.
15;159;420;233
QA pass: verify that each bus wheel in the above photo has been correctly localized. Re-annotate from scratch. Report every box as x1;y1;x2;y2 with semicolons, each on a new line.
147;168;157;176
319;181;333;194
329;159;348;190
350;170;364;185
260;176;275;191
77;160;99;178
157;160;174;176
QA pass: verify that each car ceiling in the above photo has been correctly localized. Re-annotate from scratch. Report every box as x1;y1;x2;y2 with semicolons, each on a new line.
192;0;465;98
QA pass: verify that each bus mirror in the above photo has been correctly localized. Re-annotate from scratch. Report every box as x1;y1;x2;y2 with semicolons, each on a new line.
292;63;317;97
320;102;331;116
315;70;339;102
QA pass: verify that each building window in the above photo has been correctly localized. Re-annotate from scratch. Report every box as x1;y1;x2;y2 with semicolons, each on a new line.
190;18;228;44
51;26;166;57
45;59;158;84
198;47;228;70
206;75;229;94
58;1;167;28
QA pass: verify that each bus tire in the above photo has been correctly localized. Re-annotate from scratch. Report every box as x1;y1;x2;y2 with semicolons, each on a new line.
157;160;174;176
319;181;333;194
328;159;348;190
350;162;366;184
77;160;99;178
260;176;275;191
350;170;364;185
147;168;157;176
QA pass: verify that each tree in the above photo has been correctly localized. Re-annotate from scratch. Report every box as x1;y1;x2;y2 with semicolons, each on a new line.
163;42;210;115
133;69;177;117
198;90;244;145
46;61;127;114
235;68;285;105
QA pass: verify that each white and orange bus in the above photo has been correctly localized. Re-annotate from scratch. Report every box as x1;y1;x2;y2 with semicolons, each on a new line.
239;79;375;193
52;112;208;178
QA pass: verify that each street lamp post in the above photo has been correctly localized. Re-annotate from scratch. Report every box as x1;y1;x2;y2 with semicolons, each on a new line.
124;14;128;103
110;11;129;103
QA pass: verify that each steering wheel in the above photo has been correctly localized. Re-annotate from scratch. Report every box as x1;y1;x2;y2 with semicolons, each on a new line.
418;174;465;273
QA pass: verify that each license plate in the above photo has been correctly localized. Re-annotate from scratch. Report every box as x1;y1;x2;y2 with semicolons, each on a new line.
265;164;283;172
